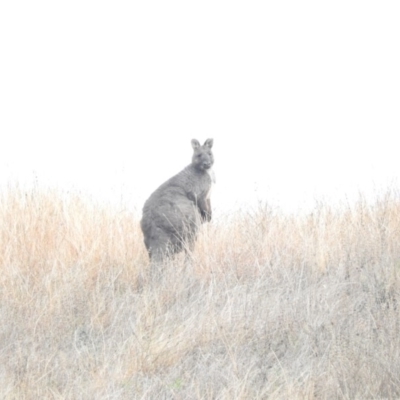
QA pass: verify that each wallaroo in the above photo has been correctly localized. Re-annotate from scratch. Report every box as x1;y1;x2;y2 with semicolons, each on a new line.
141;138;215;263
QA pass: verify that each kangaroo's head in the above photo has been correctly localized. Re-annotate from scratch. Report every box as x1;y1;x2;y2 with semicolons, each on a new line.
191;138;214;171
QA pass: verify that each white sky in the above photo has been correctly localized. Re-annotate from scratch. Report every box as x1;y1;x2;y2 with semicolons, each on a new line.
1;1;399;214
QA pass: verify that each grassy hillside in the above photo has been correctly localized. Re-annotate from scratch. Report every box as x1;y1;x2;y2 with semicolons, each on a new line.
1;186;400;399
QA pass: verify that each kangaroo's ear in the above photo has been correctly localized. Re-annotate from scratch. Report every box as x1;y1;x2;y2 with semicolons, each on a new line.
204;138;213;149
191;139;201;149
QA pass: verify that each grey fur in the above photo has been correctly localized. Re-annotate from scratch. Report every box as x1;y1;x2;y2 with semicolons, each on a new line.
141;138;215;262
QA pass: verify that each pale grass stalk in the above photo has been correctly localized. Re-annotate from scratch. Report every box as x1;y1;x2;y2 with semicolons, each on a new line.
1;186;400;398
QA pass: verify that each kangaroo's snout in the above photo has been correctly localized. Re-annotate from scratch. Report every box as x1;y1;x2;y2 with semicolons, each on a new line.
202;161;212;170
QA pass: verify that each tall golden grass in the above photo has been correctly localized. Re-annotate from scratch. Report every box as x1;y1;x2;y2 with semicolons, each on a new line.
1;185;400;399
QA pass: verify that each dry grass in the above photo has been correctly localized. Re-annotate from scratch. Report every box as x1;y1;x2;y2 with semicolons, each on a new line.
1;185;400;399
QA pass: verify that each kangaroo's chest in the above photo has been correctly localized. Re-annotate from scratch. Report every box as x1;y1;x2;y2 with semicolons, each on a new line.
205;169;215;199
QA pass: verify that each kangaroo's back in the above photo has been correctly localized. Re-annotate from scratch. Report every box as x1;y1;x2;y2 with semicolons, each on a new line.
141;138;215;262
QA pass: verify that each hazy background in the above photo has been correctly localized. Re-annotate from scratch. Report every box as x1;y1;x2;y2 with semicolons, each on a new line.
1;1;399;214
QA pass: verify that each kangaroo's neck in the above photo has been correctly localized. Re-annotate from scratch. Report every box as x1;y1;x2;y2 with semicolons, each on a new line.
186;164;207;175
184;164;215;183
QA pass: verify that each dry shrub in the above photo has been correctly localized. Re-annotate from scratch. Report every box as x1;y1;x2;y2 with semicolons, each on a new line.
1;185;400;399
